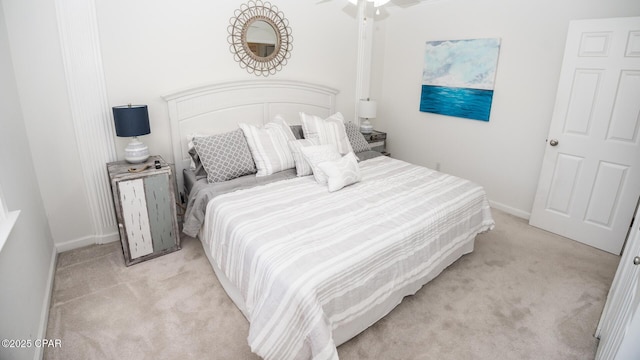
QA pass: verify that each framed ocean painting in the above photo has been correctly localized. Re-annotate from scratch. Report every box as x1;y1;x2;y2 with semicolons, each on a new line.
420;38;501;121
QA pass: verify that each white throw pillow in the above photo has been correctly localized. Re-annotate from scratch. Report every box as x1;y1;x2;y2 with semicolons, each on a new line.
272;115;297;141
288;138;319;176
300;112;354;155
317;152;361;192
300;144;341;184
239;118;296;176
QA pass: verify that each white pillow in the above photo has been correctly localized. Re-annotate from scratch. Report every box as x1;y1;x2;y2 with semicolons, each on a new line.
288;138;319;176
300;112;354;155
300;144;342;184
239;118;296;176
272;115;297;141
317;152;362;192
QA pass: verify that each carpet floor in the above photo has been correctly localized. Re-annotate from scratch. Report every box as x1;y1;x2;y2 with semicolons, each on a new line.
43;209;619;360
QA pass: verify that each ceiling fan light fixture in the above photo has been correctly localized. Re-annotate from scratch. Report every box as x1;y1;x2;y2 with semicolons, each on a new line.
348;0;391;7
373;0;391;6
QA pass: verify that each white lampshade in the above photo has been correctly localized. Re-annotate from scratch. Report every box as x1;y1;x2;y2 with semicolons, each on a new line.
358;99;377;119
358;99;377;134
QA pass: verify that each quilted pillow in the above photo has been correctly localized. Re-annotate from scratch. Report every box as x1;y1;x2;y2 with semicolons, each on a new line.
239;117;296;176
300;112;354;155
192;129;257;183
344;122;371;153
317;152;361;192
300;144;342;185
288;138;319;176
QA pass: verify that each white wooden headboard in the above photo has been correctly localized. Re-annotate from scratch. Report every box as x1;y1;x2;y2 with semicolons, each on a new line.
163;80;339;196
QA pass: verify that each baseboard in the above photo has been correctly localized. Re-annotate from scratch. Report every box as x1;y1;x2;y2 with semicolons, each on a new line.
33;247;57;360
55;232;119;253
489;200;531;220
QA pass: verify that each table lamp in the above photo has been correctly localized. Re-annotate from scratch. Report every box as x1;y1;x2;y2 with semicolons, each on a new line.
358;99;376;134
112;104;151;163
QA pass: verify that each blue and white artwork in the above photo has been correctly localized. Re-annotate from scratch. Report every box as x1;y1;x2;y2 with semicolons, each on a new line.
420;38;501;121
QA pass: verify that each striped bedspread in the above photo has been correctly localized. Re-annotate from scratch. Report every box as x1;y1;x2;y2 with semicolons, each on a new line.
203;156;494;360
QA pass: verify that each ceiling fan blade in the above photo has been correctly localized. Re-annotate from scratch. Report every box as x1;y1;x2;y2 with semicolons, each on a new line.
391;0;451;8
391;0;422;7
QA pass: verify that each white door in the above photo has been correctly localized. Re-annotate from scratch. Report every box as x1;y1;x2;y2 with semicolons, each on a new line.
529;16;640;255
595;203;640;360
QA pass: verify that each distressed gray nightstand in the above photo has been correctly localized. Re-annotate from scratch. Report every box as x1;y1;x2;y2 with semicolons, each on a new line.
362;130;389;156
107;155;180;266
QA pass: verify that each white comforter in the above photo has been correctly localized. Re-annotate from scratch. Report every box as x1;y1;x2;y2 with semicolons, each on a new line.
203;156;494;360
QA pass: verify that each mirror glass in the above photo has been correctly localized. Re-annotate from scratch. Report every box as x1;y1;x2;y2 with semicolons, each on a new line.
246;20;277;58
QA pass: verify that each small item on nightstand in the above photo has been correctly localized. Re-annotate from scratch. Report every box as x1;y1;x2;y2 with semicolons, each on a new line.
127;164;152;173
154;160;161;169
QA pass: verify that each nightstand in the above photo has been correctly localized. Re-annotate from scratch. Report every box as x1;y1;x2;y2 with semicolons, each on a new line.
362;130;390;156
107;155;181;266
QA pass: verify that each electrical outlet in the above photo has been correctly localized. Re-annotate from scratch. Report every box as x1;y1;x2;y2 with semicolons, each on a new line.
435;162;441;171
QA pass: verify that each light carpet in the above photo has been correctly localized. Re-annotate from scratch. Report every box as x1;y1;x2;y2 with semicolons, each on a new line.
43;209;619;360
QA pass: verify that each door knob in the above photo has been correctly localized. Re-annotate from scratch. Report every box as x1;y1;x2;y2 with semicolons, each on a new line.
549;139;559;146
634;256;640;265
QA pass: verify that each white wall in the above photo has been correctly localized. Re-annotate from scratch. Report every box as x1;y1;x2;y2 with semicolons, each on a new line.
95;0;361;164
2;0;96;247
0;3;56;360
371;0;640;218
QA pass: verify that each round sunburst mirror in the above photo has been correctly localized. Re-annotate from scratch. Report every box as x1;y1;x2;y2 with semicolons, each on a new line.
228;1;293;76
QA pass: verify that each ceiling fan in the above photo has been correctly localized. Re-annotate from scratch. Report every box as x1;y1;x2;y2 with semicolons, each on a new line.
351;0;427;17
316;0;424;7
346;0;425;8
347;0;391;6
316;0;441;19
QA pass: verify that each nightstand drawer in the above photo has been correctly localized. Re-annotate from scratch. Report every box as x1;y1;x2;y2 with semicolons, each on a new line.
116;174;176;259
362;130;388;156
362;130;386;142
368;141;385;153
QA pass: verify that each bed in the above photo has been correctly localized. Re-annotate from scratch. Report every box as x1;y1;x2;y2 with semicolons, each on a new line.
164;80;494;360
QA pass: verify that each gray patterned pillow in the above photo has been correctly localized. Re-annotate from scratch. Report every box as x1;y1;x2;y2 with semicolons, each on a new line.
344;122;371;153
192;129;257;183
